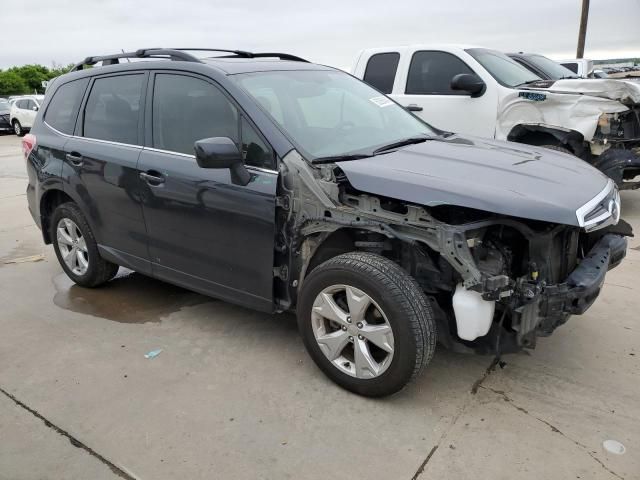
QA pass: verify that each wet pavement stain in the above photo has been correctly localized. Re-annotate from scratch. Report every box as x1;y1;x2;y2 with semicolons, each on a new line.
0;242;45;267
52;269;211;323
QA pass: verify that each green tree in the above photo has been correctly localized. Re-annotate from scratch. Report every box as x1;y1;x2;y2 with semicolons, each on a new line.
0;71;29;95
8;64;50;93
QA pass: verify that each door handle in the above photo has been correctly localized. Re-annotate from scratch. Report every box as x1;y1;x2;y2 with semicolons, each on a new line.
405;104;423;112
65;152;83;166
139;171;166;185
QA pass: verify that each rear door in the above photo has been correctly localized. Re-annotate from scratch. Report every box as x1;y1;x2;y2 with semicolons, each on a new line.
63;72;151;273
390;50;497;137
138;72;278;311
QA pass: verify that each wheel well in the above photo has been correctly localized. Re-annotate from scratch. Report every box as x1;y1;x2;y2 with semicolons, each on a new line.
40;189;74;244
305;229;356;276
507;125;585;155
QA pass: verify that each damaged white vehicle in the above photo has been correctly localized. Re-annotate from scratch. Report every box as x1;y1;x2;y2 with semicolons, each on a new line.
353;45;640;189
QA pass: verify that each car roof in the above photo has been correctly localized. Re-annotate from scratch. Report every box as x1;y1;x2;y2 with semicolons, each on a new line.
200;57;334;74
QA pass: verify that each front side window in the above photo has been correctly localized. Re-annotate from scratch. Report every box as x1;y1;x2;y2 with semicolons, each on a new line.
83;74;144;144
466;48;540;87
363;52;400;94
406;51;475;95
152;74;273;168
44;78;89;134
235;70;433;159
24;100;36;110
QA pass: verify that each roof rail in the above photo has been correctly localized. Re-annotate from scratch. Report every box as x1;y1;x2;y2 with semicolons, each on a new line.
72;48;309;71
71;48;202;71
173;48;309;62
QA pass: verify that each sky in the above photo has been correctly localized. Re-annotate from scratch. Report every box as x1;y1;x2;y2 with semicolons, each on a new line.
1;0;639;70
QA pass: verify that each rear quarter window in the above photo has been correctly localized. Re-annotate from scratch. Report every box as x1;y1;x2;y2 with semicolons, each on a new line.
44;79;89;134
363;52;400;94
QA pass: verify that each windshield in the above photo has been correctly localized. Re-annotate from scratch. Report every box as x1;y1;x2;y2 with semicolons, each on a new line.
526;54;579;80
466;48;541;87
234;70;434;159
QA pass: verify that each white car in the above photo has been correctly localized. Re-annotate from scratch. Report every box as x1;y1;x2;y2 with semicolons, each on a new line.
10;95;44;136
352;44;640;189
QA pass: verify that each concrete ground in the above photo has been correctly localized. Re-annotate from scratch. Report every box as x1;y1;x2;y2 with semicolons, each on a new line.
0;133;638;480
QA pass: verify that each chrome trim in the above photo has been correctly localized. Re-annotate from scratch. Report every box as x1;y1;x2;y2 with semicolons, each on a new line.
575;179;620;232
44;121;142;150
43;122;279;174
142;146;278;174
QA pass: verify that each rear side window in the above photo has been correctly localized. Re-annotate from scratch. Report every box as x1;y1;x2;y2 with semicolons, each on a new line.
363;52;400;94
44;79;89;134
83;74;144;144
406;51;475;95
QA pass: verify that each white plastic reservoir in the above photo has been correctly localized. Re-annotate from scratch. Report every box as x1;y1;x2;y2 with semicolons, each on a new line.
452;284;496;341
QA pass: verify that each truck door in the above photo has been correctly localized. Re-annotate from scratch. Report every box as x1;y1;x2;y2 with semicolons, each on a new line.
389;51;497;138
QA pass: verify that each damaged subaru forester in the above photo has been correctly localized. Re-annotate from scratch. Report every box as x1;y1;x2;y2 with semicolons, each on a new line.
25;49;631;397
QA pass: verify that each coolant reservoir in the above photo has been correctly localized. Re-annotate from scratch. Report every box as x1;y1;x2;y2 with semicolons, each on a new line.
452;284;495;341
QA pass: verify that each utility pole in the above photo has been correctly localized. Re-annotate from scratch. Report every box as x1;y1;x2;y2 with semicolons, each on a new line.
576;0;590;58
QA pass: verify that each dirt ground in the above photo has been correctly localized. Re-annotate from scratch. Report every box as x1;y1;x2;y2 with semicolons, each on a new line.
0;133;638;480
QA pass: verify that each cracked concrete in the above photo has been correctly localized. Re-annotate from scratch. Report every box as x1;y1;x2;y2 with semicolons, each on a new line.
1;133;639;479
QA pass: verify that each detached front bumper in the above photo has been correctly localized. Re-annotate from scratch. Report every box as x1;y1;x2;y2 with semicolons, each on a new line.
515;234;627;344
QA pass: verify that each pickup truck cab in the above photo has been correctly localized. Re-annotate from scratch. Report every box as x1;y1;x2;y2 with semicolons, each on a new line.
353;45;640;189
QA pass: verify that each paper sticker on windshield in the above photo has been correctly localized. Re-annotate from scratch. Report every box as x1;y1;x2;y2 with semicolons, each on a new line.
369;96;394;107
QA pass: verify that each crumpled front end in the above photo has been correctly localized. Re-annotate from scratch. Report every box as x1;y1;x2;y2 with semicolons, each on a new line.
591;107;640;189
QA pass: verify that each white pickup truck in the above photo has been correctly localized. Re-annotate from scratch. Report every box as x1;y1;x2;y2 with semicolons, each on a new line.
352;45;640;189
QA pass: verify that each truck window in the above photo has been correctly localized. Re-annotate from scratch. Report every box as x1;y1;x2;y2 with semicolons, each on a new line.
44;79;89;134
406;51;475;95
363;53;400;94
561;62;579;74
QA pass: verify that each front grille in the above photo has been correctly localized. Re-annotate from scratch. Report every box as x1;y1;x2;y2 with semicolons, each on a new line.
575;180;620;232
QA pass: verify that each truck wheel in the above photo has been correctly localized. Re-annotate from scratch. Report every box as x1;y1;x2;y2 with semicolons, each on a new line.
50;202;119;287
13;120;24;137
297;252;436;397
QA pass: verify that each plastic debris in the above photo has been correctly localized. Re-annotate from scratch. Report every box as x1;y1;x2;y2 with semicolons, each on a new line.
144;349;163;359
603;439;626;455
3;254;45;264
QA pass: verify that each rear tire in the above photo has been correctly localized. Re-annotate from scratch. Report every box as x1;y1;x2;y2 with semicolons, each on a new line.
13;120;24;137
50;202;118;287
297;252;436;397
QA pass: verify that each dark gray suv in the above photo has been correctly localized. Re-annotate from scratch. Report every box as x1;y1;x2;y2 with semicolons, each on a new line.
24;48;630;396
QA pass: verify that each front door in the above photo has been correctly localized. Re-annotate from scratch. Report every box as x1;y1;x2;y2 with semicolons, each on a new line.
138;72;278;311
391;50;497;138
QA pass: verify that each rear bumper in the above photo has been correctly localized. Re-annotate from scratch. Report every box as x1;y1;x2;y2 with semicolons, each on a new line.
518;234;627;342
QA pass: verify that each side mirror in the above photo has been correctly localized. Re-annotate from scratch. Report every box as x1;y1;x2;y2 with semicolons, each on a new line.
32;106;39;111
194;137;250;186
450;73;486;97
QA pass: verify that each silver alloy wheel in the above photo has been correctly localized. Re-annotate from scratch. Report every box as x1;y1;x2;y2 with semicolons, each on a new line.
311;284;395;379
13;122;20;135
56;218;89;276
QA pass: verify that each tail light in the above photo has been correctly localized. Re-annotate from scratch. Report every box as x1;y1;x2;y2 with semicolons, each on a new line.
22;133;36;161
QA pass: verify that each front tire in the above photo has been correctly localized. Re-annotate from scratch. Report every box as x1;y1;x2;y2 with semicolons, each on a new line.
13;120;24;137
50;202;119;287
297;252;436;397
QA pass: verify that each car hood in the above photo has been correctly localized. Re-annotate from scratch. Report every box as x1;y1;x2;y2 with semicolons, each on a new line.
531;78;640;105
336;135;610;227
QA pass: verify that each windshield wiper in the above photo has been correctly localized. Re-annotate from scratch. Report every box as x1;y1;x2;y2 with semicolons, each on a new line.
311;154;372;164
515;79;544;87
372;136;429;155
